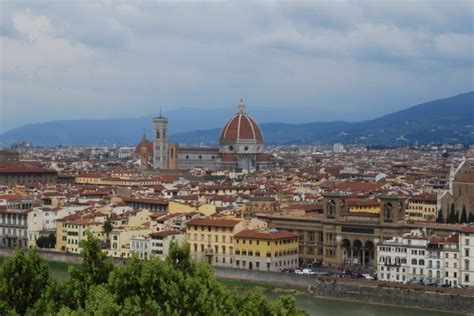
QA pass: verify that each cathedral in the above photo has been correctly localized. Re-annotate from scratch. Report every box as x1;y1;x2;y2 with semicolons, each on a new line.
136;98;271;171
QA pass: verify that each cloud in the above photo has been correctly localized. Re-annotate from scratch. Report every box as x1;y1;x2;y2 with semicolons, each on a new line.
0;0;473;132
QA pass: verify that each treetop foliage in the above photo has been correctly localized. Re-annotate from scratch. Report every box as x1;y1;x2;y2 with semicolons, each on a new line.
0;232;307;315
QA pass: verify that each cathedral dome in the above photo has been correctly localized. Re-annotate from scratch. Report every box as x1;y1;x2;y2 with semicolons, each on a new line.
219;98;264;145
134;133;153;154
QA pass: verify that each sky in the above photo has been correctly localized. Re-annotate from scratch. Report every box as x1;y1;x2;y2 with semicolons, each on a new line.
1;0;473;133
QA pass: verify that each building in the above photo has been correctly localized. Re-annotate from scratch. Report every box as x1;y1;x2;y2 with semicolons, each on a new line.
0;150;20;164
152;98;271;171
234;229;299;271
134;133;153;170
377;230;428;283
460;226;474;287
333;143;345;153
406;193;438;222
186;217;245;267
27;206;58;247
0;206;28;248
441;234;460;287
149;230;185;258
440;157;474;220
0;165;57;186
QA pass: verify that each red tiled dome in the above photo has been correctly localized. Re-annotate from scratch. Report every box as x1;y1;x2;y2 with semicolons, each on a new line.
220;98;263;144
135;134;153;154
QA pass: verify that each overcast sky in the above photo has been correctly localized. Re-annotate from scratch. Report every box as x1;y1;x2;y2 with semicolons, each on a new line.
1;0;473;133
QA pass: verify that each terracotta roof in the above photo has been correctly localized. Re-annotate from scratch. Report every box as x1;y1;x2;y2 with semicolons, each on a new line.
235;229;298;240
221;153;237;163
0;164;57;174
149;230;182;238
335;181;383;192
186;217;242;228
123;197;169;205
461;226;474;233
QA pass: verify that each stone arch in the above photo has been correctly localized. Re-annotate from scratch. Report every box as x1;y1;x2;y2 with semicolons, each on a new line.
327;199;336;217
384;202;393;220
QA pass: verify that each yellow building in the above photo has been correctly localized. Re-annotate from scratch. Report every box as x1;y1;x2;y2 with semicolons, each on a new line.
234;229;299;271
347;199;380;214
107;209;155;258
406;193;438;221
186;217;245;267
108;226;153;258
56;218;105;253
168;201;216;217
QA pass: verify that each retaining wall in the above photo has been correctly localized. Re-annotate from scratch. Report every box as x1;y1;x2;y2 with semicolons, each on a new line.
214;267;474;315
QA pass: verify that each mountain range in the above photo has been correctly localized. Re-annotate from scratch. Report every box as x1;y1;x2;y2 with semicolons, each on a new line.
1;92;473;147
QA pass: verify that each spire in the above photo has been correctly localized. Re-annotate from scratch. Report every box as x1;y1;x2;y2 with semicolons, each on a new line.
237;96;245;114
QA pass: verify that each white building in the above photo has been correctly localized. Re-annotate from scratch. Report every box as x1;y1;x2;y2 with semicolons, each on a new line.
460;226;474;287
130;235;151;259
377;230;428;283
130;230;185;260
426;237;444;285
149;230;185;259
441;234;460;287
333;143;345;153
27;206;58;247
377;227;474;288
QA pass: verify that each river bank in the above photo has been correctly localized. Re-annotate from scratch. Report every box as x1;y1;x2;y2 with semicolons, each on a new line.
1;250;472;315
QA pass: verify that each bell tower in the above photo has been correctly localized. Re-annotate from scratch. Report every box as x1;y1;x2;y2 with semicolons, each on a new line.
153;114;168;169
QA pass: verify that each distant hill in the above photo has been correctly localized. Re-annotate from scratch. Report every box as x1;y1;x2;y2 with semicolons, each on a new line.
172;92;474;145
1;92;473;146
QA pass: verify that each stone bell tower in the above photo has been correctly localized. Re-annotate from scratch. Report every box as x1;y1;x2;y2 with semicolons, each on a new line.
153;114;168;169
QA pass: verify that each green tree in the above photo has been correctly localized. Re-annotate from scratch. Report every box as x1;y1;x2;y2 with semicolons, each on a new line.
448;204;457;224
85;285;120;315
0;248;51;315
63;231;113;308
460;205;468;224
436;209;444;223
102;219;113;247
36;234;56;249
469;212;474;223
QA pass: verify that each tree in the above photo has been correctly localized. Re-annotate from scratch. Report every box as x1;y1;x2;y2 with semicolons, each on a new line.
448;204;457;224
460;205;468;224
0;248;51;314
63;231;113;309
102;219;113;247
1;234;307;315
36;234;56;249
436;209;444;223
469;212;474;223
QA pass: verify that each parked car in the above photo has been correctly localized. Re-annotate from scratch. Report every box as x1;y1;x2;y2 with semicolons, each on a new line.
302;269;316;275
363;274;375;280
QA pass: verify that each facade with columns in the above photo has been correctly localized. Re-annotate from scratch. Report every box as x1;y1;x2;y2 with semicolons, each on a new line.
148;98;272;171
257;194;466;269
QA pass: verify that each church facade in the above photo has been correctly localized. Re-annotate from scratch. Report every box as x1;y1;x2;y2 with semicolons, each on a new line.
140;98;271;171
